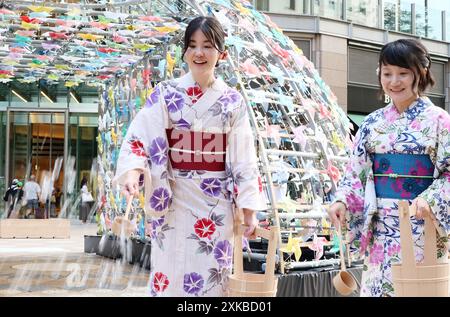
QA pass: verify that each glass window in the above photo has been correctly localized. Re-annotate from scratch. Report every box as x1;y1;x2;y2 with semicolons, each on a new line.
348;85;386;115
430;62;445;96
314;0;344;20
256;0;269;11
384;0;397;31
348;48;379;86
347;0;380;27
293;39;312;60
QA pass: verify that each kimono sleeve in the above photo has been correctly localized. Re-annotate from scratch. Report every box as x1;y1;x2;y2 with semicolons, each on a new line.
418;111;450;240
113;83;172;218
227;97;266;211
333;120;373;252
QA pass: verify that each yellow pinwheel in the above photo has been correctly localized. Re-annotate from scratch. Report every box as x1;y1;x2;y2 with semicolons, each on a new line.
321;217;331;236
154;26;179;33
111;128;117;144
55;64;70;70
133;43;154;51
139;193;145;209
235;2;251;15
166;52;175;76
331;131;345;150
47;74;59;82
64;81;79;88
28;5;54;13
96;134;103;152
109;192;116;209
78;33;103;41
21;22;40;30
279;232;302;262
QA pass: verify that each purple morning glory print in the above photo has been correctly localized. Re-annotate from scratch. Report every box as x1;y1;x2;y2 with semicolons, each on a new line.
214;240;232;267
173;118;191;130
164;91;184;113
200;178;222;197
183;272;204;295
150;187;170;212
149;137;168;165
145;86;161;108
218;89;240;105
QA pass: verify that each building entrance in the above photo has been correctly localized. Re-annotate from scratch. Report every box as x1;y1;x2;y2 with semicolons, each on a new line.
5;110;68;218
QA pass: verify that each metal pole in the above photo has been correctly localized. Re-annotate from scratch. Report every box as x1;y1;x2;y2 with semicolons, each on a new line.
442;11;446;42
342;0;347;21
411;3;416;35
378;0;384;29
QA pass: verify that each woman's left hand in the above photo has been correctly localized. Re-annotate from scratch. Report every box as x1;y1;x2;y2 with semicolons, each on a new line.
242;208;258;239
411;197;431;219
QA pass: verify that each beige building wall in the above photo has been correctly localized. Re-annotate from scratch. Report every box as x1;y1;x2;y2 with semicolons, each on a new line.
314;34;348;112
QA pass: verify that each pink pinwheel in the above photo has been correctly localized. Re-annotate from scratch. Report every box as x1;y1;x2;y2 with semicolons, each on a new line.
142;69;151;86
16;30;36;37
308;234;328;260
139;16;163;22
98;47;120;54
112;34;128;43
240;59;261;77
0;70;13;76
327;161;341;184
55;20;79;28
261;118;281;146
90;21;110;30
292;126;307;150
272;42;290;60
48;32;69;40
10;47;27;54
0;8;16;15
319;103;332;120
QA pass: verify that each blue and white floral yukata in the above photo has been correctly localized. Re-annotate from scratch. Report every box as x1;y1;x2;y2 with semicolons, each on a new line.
335;97;450;297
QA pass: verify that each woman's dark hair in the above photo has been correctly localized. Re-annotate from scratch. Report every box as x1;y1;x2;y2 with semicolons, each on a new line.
378;39;435;96
80;177;88;188
182;16;226;60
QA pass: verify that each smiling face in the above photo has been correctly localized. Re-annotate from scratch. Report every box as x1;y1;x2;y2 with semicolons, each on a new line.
380;63;419;110
184;29;224;78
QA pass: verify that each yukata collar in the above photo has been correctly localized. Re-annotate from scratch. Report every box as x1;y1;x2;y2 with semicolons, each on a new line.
176;71;227;93
390;97;428;121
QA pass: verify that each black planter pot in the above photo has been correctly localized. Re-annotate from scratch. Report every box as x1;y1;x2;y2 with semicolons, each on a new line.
84;235;102;254
89;234;151;269
96;235;122;259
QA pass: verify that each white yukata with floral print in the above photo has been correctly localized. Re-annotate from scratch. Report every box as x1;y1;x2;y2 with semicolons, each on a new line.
335;97;450;297
114;72;266;297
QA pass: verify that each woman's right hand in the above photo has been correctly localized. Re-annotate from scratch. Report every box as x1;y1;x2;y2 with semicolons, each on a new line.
121;169;141;199
327;201;347;228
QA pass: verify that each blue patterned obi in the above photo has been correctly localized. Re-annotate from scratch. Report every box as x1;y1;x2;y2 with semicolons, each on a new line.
372;153;434;200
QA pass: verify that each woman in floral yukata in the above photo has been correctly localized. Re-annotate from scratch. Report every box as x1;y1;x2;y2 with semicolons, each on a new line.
328;39;449;297
114;16;266;297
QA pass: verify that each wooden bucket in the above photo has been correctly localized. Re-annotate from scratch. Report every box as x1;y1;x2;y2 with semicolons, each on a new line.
391;201;449;297
228;225;279;297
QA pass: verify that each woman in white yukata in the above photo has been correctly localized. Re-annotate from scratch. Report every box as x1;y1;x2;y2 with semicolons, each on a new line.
328;39;449;297
114;16;266;297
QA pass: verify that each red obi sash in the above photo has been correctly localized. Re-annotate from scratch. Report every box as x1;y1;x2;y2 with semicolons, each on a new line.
166;128;227;171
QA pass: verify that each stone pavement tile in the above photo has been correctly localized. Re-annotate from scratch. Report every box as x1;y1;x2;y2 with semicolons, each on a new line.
0;252;150;297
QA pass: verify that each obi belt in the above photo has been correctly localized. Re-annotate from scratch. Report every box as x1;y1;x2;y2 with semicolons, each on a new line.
166;128;227;172
372;153;434;200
